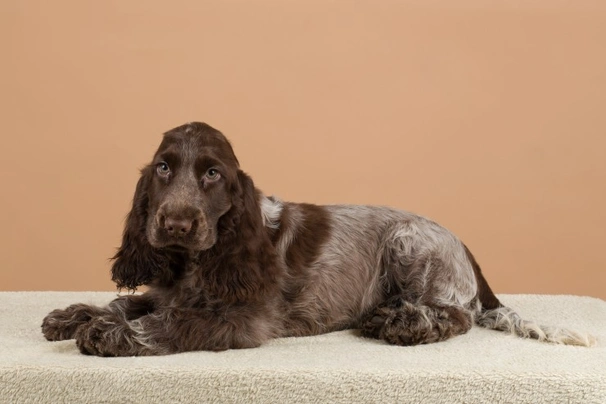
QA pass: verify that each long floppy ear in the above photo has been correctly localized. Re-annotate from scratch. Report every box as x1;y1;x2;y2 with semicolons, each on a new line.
238;170;267;232
218;169;265;239
111;167;168;290
210;169;279;302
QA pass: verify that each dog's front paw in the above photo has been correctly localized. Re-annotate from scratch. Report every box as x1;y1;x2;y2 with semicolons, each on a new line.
41;304;101;341
75;316;136;357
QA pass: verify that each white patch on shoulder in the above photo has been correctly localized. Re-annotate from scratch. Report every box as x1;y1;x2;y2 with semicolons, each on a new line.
260;195;282;229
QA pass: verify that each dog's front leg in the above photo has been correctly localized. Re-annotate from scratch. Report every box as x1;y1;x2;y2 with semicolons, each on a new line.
74;313;147;356
42;293;155;344
42;304;109;342
75;305;275;356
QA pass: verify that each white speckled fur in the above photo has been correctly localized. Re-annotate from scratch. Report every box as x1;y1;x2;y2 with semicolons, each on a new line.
259;195;594;347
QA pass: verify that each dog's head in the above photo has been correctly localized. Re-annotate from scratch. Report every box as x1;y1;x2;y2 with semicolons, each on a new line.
110;122;258;289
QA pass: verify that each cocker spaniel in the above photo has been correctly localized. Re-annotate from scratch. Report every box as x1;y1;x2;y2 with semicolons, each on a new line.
42;122;594;356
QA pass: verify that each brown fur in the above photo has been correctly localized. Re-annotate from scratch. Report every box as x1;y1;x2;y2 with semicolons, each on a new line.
464;244;502;311
42;121;591;356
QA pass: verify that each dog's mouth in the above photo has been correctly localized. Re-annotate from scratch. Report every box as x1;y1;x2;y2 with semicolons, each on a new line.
148;226;217;252
162;244;190;253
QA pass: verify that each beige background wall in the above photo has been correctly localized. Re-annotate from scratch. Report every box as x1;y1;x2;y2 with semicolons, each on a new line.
1;1;605;298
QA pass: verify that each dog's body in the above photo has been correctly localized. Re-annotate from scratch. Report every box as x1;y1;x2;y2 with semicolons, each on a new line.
264;201;477;338
42;122;594;356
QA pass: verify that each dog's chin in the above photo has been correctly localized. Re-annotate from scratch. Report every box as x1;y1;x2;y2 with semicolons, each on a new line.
148;229;217;252
165;240;216;253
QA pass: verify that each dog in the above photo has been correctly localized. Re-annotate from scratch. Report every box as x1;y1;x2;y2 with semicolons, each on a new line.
42;122;594;356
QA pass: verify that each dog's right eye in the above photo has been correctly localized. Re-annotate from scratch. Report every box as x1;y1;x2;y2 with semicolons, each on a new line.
156;162;170;176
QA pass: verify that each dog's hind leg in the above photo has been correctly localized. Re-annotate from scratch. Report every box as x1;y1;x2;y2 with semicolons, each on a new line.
363;219;478;345
361;295;472;345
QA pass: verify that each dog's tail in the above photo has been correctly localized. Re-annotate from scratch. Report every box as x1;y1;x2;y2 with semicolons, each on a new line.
464;245;596;347
476;305;595;346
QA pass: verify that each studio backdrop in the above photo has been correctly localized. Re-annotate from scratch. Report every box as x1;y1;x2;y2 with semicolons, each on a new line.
1;1;605;298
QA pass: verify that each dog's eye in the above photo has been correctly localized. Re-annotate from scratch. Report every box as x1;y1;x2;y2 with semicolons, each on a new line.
205;168;220;181
157;162;170;176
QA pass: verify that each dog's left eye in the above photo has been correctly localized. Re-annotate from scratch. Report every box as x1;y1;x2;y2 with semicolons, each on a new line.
205;168;220;181
157;162;170;176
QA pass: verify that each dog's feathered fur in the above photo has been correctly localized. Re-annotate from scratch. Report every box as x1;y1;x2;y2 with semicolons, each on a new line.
41;122;595;356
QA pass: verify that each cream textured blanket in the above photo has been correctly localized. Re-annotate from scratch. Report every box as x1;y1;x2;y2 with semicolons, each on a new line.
0;292;604;403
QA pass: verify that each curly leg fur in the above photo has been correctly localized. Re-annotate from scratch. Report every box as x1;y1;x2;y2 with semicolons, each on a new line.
42;296;160;356
42;291;277;356
74;314;153;357
41;304;109;341
41;295;154;344
362;296;472;346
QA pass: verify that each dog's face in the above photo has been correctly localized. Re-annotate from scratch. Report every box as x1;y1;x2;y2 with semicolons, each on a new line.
145;123;240;252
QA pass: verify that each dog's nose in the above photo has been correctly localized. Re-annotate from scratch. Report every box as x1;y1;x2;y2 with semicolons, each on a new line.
164;217;193;236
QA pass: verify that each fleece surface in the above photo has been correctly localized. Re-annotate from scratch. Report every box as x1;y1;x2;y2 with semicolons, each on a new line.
0;292;604;404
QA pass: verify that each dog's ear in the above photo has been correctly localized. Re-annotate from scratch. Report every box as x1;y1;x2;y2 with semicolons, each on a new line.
237;170;265;231
209;169;280;301
218;169;264;238
111;167;168;290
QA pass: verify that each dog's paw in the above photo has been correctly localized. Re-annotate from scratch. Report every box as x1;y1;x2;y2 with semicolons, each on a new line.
41;304;99;341
75;316;135;357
